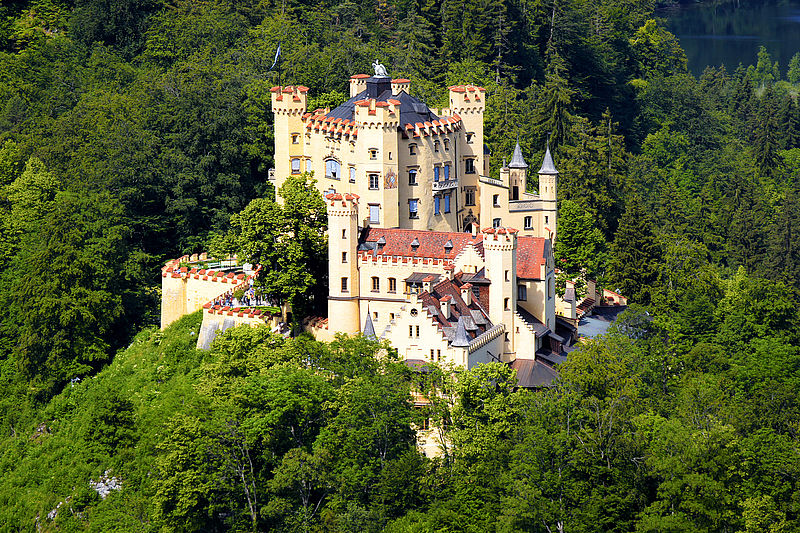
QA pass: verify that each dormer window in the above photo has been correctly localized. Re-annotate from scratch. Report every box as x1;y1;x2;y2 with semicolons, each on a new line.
377;236;386;247
444;240;453;253
411;237;420;251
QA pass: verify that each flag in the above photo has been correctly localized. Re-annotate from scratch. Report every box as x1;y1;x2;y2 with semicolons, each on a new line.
269;43;282;71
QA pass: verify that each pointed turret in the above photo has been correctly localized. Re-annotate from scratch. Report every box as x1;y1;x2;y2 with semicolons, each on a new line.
451;316;471;347
509;141;528;169
363;309;376;340
538;144;558;175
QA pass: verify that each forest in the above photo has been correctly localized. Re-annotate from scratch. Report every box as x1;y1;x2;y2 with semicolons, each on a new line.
1;0;800;531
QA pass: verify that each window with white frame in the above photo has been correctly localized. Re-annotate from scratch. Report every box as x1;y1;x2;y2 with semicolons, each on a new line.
369;174;379;190
291;158;301;174
369;204;380;224
524;216;532;229
325;159;340;180
349;166;356;183
409;199;419;219
493;218;501;228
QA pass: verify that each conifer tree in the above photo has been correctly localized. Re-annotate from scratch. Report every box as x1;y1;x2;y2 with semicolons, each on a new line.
606;196;661;304
533;49;574;150
753;84;780;172
789;52;800;84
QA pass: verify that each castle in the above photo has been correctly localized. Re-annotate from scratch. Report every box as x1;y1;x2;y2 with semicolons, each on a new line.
161;70;578;387
269;75;557;240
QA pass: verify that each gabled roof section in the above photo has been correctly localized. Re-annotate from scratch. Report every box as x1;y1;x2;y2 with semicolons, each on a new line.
360;228;484;260
418;277;493;345
517;237;549;279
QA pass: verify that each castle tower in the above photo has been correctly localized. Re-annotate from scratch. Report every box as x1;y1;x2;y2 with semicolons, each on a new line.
449;85;486;183
483;227;518;360
508;141;527;201
352;90;400;228
327;193;361;334
537;144;559;241
270;85;309;195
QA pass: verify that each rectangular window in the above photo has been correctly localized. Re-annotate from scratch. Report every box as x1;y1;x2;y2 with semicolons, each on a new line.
369;204;380;224
342;229;346;239
409;325;414;337
350;166;356;183
341;277;348;292
369;149;378;159
409;144;417;155
444;194;451;213
371;277;380;292
465;188;475;206
504;297;510;311
434;196;440;215
292;134;299;144
524;216;533;229
305;159;312;173
433;166;440;182
430;349;434;360
388;278;396;292
437;349;441;361
408;169;417;185
369;174;379;190
493;218;501;228
465;158;475;174
518;284;527;301
466;132;474;144
291;158;300;174
444;164;450;180
493;194;500;207
444;139;450;151
545;215;549;225
342;251;347;263
409;199;419;219
415;325;420;337
434;140;440;152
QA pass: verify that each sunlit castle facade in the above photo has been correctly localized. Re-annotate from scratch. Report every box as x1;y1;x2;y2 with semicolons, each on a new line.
270;72;558;241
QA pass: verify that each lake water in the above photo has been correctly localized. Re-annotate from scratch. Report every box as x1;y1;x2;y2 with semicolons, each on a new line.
664;0;800;77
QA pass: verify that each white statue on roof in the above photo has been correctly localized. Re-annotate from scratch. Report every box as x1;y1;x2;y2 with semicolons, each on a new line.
373;60;388;77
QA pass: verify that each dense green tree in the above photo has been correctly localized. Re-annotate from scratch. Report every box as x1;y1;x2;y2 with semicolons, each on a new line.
554;199;607;295
606;196;661;303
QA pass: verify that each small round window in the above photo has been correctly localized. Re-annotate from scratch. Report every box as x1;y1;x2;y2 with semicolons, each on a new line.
410;309;418;317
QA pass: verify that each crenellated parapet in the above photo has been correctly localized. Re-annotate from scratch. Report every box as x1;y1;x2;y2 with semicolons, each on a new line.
270;85;309;115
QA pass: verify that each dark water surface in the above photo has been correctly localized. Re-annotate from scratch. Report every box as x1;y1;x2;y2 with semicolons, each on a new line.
664;0;800;76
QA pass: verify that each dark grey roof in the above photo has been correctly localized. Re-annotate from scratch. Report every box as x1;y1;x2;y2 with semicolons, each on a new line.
536;348;568;367
325;87;439;128
509;142;528;169
517;305;550;336
451;316;471;347
511;359;559;388
405;272;441;283
363;311;376;339
538;144;558;175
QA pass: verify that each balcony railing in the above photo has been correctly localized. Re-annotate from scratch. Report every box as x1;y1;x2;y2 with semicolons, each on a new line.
432;178;458;191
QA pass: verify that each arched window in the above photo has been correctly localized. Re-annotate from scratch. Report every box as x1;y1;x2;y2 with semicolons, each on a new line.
325;159;341;180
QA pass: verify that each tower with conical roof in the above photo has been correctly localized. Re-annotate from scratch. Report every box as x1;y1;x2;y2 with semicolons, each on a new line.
538;143;558;241
508;140;527;201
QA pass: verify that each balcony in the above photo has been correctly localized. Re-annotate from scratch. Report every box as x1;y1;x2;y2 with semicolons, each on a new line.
432;178;458;191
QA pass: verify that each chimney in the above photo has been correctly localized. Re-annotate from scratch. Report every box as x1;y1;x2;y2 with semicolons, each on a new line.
461;283;472;305
366;76;391;99
439;295;452;319
350;74;369;97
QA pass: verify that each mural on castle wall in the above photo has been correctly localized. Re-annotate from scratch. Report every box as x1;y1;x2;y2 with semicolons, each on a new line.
384;168;397;189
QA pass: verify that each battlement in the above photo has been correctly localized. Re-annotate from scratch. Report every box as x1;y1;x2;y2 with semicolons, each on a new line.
402;115;462;139
271;85;309;114
449;85;486;113
483;227;518;250
326;192;360;217
353;98;401;128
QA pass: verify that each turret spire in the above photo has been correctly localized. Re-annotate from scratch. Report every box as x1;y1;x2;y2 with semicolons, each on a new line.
363;308;376;340
538;142;558;175
509;140;528;169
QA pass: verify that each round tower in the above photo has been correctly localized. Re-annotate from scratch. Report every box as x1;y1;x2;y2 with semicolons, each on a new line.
327;193;361;334
482;227;518;359
537;144;558;241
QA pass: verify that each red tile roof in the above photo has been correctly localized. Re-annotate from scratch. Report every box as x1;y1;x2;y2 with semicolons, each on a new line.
517;236;548;280
361;228;483;260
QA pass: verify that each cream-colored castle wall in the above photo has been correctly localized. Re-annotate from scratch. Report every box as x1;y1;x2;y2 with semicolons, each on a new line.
452;243;486;274
161;273;246;330
511;310;539;360
196;308;278;349
385;296;468;367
